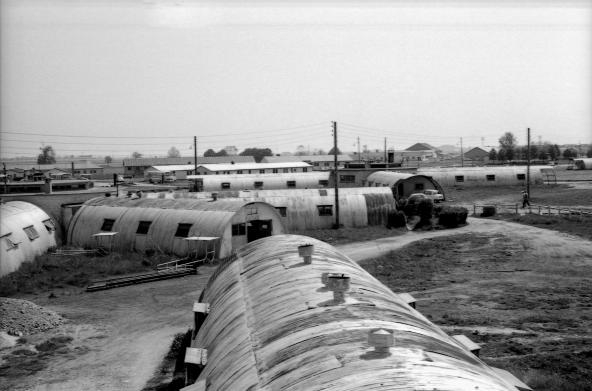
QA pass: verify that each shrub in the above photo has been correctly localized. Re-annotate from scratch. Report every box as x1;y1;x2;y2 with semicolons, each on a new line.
387;210;407;228
417;199;434;223
438;206;468;228
481;205;496;217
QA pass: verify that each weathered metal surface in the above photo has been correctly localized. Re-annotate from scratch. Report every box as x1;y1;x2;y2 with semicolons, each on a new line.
0;201;57;276
67;198;284;258
186;172;330;191
191;235;522;391
417;166;547;187
147;188;397;230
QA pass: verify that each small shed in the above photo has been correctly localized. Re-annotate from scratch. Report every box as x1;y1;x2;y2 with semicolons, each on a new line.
1;201;57;277
186;234;527;390
67;197;284;258
365;171;445;201
187;172;331;191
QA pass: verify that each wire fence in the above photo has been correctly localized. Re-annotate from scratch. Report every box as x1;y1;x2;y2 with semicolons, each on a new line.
473;204;592;217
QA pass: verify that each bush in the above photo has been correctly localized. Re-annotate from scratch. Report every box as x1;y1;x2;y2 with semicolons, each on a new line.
481;205;496;217
387;210;407;228
438;206;468;228
417;199;434;223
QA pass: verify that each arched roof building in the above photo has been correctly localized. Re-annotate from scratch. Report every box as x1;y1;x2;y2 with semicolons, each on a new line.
67;197;284;258
185;235;530;391
417;166;547;187
365;171;445;201
186;172;330;192
573;158;592;170
146;187;397;230
1;201;57;277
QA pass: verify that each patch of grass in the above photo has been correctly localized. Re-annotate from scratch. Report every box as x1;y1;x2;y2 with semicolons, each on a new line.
298;226;406;245
35;336;73;352
0;251;172;297
495;214;592;241
142;330;192;391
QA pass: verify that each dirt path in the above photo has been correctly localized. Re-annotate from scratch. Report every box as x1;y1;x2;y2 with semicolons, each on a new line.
1;266;217;391
337;217;592;262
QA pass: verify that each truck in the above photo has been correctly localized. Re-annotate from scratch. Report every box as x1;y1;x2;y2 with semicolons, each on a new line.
146;170;176;184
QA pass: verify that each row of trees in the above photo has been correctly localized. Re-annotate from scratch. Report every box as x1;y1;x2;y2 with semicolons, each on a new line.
489;132;592;161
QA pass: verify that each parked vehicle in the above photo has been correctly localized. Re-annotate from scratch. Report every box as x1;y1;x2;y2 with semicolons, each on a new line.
422;189;444;203
146;171;176;184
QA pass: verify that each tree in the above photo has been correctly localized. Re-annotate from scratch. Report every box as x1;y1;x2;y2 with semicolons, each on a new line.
104;155;113;164
563;148;578;159
488;148;497;161
240;148;272;163
498;132;516;161
204;148;228;157
132;151;143;159
328;147;342;155
37;145;56;164
295;145;307;156
167;146;181;158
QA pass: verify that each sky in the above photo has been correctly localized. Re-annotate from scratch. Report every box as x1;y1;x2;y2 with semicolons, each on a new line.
1;0;591;159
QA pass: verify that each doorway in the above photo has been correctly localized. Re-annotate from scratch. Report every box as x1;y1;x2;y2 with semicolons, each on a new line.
247;220;273;242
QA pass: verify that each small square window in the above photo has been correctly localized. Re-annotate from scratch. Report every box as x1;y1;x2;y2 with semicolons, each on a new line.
221;182;231;189
254;181;263;189
319;189;328;196
317;205;333;216
455;175;465;183
486;174;496;181
101;219;115;231
517;174;526;180
259;170;265;174
275;207;287;217
232;223;246;236
273;169;278;173
283;168;289;173
23;225;40;241
175;223;193;238
43;219;56;232
318;180;329;187
136;221;152;235
236;170;243;174
414;183;425;191
286;180;296;188
2;234;19;250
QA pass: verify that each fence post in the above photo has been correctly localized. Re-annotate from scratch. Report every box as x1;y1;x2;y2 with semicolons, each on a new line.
515;204;518;214
473;205;476;216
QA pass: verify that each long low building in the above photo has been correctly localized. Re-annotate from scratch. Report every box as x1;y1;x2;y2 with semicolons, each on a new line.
186;172;330;191
67;197;285;258
1;201;57;277
146;187;397;230
417;166;547;187
365;171;445;201
573;158;592;170
183;235;531;391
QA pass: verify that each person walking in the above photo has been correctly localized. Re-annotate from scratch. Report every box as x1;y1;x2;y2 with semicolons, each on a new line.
522;190;530;208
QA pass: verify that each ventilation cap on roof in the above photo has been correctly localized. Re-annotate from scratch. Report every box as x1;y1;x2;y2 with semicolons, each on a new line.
326;274;350;304
368;329;394;353
298;244;314;264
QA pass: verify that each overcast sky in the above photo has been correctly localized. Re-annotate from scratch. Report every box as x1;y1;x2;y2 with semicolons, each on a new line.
1;0;591;158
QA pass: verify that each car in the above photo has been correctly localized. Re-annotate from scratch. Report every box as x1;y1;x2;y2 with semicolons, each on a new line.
422;189;444;203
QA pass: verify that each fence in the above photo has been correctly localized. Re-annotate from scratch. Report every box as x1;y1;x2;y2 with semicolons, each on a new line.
473;204;592;216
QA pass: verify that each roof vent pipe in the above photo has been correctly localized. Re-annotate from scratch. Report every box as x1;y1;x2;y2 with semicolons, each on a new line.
368;329;394;353
211;192;218;201
326;274;350;304
298;244;314;264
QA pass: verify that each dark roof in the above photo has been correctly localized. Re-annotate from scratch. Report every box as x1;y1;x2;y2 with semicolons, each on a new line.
464;147;489;159
405;143;438;151
122;155;255;167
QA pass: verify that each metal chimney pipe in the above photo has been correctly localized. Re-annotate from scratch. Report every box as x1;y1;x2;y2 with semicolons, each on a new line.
326;274;350;304
368;329;394;353
298;244;314;264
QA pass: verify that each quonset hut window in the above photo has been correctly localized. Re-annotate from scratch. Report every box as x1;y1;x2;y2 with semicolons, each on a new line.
101;219;115;232
286;180;296;188
455;175;465;183
136;221;152;235
254;181;263;189
2;233;19;250
317;205;333;216
42;219;56;232
23;225;40;241
232;223;246;236
175;223;193;238
517;174;526;180
275;207;287;217
486;175;496;181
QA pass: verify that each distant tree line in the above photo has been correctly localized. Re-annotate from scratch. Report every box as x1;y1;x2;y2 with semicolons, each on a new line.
487;132;588;161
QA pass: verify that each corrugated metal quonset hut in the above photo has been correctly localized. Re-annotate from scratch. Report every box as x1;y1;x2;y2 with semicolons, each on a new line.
186;172;330;191
67;198;284;258
417;166;547;187
185;235;530;391
365;171;445;201
146;187;397;230
1;201;57;277
574;158;592;170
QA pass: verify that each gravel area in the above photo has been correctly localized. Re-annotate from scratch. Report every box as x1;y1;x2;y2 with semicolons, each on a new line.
0;298;64;335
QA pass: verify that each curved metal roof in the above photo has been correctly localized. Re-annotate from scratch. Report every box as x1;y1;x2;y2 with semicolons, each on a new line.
191;235;520;391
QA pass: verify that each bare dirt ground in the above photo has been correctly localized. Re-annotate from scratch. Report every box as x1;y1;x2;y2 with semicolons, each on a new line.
0;267;216;391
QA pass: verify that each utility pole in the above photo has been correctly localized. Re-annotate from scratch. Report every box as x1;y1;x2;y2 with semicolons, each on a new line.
526;128;531;197
2;162;7;194
384;137;387;163
460;137;464;167
193;136;198;192
357;137;361;163
332;121;340;229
